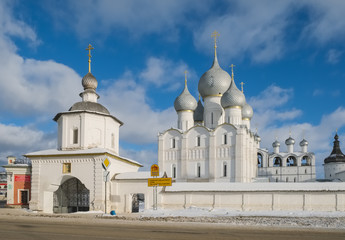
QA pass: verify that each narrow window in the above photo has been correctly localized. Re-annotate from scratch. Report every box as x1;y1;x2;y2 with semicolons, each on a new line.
305;169;307;174
276;178;278;182
294;177;296;182
73;128;78;144
172;165;176;178
197;136;201;147
211;112;214;125
224;134;227;145
171;138;176;148
197;163;201;178
223;162;227;177
286;177;289;182
111;133;115;148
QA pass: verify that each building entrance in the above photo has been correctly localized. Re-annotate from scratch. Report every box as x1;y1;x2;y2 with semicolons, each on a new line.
53;177;89;213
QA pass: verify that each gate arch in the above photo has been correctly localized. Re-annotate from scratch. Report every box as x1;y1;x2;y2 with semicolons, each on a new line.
53;177;89;213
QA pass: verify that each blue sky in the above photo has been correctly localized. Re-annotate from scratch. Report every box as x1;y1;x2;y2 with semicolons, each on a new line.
1;0;345;178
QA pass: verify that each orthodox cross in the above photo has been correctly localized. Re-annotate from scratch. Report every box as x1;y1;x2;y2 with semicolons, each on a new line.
86;44;94;73
184;70;188;86
211;30;220;56
240;82;245;93
230;64;235;80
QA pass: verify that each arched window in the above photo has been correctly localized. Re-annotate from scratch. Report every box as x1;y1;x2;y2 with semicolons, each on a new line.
257;153;263;168
172;164;176;178
223;162;227;177
197;163;201;178
286;156;297;166
301;156;310;166
211;112;214;125
273;157;282;167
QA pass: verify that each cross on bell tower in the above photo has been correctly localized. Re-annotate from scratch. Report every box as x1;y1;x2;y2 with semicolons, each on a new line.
86;44;94;73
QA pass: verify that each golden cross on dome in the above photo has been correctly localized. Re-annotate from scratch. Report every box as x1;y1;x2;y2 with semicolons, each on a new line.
211;30;220;56
184;70;188;86
86;44;94;73
240;82;244;93
230;64;235;80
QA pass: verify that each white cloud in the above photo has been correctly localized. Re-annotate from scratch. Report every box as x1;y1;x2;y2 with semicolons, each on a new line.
140;57;196;91
45;0;207;40
326;49;343;64
99;71;176;145
0;1;81;117
301;0;345;45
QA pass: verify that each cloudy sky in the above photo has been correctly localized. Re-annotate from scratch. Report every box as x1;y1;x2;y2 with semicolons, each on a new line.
1;0;345;178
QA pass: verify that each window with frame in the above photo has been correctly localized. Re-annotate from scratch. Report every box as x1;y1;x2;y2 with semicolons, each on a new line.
197;163;201;178
223;134;227;145
63;163;71;173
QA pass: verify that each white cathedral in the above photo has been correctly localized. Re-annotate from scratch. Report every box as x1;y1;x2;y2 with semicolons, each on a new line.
158;36;315;183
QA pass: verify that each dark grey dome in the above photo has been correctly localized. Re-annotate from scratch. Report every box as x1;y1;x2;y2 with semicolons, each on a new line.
194;98;204;122
69;101;110;114
174;82;197;112
198;56;231;98
82;72;98;90
242;102;253;119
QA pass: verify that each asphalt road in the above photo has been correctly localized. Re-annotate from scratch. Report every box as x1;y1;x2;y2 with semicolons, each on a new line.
0;217;344;240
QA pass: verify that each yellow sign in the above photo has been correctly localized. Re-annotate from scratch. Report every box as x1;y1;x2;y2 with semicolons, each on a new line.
150;164;159;177
148;178;172;187
102;158;111;170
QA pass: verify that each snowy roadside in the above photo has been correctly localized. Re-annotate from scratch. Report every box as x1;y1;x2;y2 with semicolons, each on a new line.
1;207;345;230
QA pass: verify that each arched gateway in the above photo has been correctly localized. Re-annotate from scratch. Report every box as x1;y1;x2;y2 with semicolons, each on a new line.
53;177;89;213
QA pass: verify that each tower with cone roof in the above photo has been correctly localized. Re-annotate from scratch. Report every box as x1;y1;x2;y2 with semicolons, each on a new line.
158;32;259;183
324;132;345;181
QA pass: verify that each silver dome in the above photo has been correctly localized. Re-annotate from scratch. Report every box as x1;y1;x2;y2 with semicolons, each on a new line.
193;98;204;122
242;102;253;119
285;136;295;145
221;79;245;108
299;139;308;146
272;140;280;147
174;82;197;112
82;72;98;90
198;55;231;98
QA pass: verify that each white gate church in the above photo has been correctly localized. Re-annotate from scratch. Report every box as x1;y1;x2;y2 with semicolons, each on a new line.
25;45;142;213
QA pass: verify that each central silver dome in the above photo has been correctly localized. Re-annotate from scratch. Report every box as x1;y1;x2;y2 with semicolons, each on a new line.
198;55;231;98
